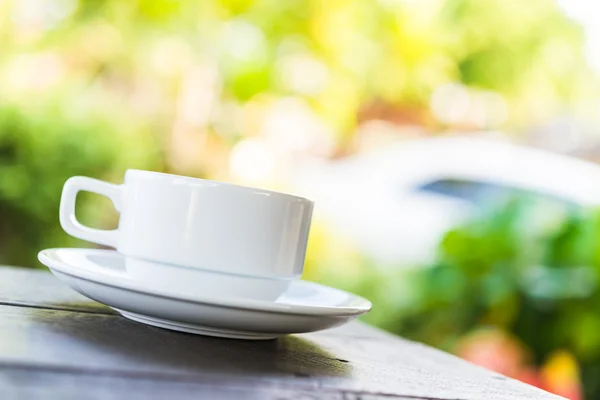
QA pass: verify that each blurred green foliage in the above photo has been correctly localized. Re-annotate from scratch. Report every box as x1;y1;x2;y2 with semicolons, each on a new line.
0;0;595;265
0;97;160;266
313;195;600;397
1;0;594;265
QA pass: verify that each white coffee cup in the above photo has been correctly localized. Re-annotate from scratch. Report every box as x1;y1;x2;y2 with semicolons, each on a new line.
122;257;295;301
59;169;314;300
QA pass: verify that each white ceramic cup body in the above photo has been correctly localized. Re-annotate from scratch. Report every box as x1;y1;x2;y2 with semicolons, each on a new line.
60;170;314;283
122;258;292;301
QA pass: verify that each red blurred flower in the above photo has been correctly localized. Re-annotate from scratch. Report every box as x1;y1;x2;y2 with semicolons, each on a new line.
455;329;582;399
455;328;528;378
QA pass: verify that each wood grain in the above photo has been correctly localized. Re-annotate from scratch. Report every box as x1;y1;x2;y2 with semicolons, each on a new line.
0;304;562;400
0;266;112;314
0;266;564;400
0;366;381;400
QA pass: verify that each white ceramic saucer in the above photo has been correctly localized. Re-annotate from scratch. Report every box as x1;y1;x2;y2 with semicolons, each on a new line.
38;248;372;340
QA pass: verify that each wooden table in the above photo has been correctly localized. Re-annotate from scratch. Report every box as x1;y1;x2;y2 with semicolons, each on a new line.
0;266;562;400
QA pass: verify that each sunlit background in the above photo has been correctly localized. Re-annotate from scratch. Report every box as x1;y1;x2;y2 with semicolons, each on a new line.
4;0;600;398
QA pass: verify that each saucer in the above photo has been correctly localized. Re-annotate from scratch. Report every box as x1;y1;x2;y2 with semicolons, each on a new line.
38;248;372;340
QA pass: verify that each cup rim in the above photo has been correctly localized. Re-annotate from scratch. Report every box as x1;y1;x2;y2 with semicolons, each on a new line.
125;169;313;203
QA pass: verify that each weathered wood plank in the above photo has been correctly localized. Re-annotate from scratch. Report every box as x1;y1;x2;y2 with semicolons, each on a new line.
0;266;112;314
0;366;383;400
0;304;562;400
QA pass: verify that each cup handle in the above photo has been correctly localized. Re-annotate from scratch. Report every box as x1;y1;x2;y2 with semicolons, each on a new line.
59;176;122;248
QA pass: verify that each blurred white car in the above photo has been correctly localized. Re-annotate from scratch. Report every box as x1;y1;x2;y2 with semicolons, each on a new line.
294;137;600;267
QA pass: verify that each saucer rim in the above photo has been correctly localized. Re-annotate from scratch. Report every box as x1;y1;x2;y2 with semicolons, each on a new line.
38;248;372;317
